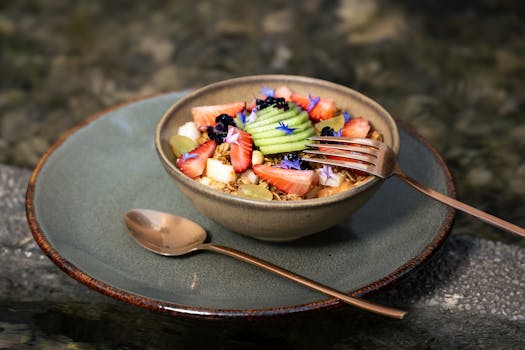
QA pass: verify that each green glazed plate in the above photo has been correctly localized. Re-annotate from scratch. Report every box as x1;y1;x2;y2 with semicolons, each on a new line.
26;92;454;319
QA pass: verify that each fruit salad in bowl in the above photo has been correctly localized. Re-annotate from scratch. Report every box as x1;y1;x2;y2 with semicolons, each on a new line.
155;75;399;241
169;85;383;201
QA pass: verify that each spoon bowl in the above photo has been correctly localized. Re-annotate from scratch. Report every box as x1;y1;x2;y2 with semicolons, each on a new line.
123;209;407;319
124;209;206;256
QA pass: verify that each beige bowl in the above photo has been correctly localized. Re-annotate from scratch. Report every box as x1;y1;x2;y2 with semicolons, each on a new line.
155;75;399;241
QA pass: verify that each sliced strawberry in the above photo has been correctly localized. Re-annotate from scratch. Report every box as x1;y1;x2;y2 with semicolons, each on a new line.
176;140;217;178
253;164;319;196
191;102;246;129
274;85;293;100
289;93;310;110
341;117;370;138
228;126;252;173
247;99;257;112
290;94;336;122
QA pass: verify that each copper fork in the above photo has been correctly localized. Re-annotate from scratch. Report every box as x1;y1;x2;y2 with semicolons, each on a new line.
303;136;525;238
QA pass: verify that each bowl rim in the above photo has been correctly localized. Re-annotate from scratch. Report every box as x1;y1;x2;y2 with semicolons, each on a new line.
155;74;400;208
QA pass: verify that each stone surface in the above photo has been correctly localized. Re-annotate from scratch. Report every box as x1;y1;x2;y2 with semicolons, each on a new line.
1;165;524;348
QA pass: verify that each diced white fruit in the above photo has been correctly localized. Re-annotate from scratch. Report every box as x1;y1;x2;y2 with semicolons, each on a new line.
240;169;259;184
205;158;236;184
317;170;345;187
251;150;264;166
198;176;212;186
177;121;201;143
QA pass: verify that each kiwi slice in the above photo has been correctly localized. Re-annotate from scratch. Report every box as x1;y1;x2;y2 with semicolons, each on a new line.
258;139;311;155
251;121;313;140
247;101;315;155
254;102;296;121
254;128;315;146
245;106;302;131
248;113;309;135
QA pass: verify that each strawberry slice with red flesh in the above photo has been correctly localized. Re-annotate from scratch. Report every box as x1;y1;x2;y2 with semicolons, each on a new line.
228;127;252;173
274;85;293;100
322;116;371;176
247;99;257;112
290;94;336;122
191;101;246;129
253;164;319;197
341;116;370;138
176;140;217;178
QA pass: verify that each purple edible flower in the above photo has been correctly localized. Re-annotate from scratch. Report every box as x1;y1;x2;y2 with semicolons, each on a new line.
320;164;335;180
334;128;343;137
261;86;274;97
181;152;198;161
343;111;351;123
276;121;296;135
247;109;257;123
237;111;247;125
307;94;320;112
224;127;240;145
277;155;302;170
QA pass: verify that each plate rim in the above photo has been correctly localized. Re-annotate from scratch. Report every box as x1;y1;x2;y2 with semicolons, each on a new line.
25;91;456;319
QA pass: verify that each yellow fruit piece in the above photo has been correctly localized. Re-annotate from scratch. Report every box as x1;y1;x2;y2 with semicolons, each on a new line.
314;114;345;133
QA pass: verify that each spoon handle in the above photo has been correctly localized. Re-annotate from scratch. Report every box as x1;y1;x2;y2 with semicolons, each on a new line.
199;243;406;319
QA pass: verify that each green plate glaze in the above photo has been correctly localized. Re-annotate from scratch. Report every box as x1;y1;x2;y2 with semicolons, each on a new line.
26;92;455;319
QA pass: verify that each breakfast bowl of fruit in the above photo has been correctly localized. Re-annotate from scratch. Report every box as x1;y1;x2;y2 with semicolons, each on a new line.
155;75;399;241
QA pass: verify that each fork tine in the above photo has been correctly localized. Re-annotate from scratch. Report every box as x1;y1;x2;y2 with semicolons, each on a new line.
303;149;377;164
301;157;377;175
304;136;390;177
305;143;380;157
307;136;381;148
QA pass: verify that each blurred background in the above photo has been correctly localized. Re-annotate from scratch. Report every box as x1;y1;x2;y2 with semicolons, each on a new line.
1;0;524;244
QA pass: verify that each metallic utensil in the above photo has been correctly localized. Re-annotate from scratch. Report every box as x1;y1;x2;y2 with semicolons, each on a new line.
123;209;406;319
304;136;525;238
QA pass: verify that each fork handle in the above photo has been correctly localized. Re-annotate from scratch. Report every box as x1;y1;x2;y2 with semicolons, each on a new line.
393;166;525;238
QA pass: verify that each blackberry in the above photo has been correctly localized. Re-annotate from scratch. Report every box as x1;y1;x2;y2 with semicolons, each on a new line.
208;114;236;143
214;122;228;132
286;152;299;162
255;98;266;109
207;126;226;144
320;126;335;136
255;96;289;111
215;114;235;128
299;159;311;170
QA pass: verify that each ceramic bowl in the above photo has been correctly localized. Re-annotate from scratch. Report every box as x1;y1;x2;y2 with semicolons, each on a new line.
155;75;399;241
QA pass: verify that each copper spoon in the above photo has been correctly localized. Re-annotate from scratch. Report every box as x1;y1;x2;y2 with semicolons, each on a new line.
123;209;406;319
